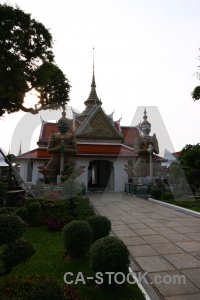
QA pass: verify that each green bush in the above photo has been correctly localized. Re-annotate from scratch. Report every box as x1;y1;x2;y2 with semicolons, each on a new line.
62;220;93;258
28;278;65;300
0;181;7;206
41;196;94;231
151;188;162;199
1;239;35;273
89;236;130;288
162;191;174;201
87;215;111;242
25;198;42;226
16;206;28;221
0;274;81;300
0;214;27;245
73;196;94;220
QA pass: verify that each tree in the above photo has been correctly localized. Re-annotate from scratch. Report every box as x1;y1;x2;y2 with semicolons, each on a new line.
0;3;70;117
191;50;200;100
179;144;200;186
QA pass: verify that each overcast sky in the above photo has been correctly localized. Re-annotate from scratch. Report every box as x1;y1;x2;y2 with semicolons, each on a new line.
1;0;200;156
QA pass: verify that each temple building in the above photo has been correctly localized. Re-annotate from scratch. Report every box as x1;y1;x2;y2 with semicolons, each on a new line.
17;65;166;192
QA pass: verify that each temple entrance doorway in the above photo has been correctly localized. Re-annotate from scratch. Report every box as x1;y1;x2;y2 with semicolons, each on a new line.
88;160;114;190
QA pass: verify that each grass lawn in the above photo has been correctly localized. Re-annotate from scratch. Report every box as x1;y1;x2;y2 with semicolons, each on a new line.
0;226;145;300
159;198;200;213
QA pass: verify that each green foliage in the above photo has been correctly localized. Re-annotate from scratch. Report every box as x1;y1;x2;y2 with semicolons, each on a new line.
28;278;65;300
192;86;200;100
0;3;70;116
151;188;162;200
25;198;42;226
0;181;7;206
0;226;145;300
62;220;93;258
0;214;27;245
162;191;174;201
41;196;94;231
1;240;35;273
0;274;81;300
16;206;28;221
87;215;111;242
89;236;130;288
179;144;200;186
179;144;200;169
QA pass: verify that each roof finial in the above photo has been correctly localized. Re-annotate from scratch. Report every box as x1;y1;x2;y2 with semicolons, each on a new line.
143;107;147;121
93;47;94;77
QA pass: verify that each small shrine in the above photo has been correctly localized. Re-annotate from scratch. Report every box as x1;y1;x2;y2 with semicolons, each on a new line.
17;63;167;193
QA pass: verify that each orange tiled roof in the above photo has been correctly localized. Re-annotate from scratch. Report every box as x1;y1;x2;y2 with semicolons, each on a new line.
121;126;139;146
17;144;135;159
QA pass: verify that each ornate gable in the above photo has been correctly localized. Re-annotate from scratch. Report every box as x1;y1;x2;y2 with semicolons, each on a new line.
76;108;123;142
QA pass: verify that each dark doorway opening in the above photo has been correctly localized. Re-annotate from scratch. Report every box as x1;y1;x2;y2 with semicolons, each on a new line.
88;160;114;190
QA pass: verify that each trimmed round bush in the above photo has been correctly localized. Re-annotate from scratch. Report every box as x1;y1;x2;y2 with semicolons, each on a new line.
1;240;35;272
162;191;174;201
62;220;93;257
0;214;27;246
89;236;130;288
151;188;162;199
16;206;28;221
87;215;111;241
28;278;65;300
25;199;42;226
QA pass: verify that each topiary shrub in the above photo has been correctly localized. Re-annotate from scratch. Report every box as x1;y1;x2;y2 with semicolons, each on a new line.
16;206;28;221
89;236;130;288
162;191;174;201
62;220;93;258
87;215;111;242
0;214;27;246
28;278;65;300
25;198;42;226
151;188;162;200
1;240;35;274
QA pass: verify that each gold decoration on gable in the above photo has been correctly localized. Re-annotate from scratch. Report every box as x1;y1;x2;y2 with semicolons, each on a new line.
79;112;121;139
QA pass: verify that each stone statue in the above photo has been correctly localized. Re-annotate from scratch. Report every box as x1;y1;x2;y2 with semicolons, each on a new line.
38;112;77;183
124;109;161;180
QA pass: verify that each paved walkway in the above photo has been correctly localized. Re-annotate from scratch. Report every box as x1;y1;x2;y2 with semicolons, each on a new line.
88;192;200;300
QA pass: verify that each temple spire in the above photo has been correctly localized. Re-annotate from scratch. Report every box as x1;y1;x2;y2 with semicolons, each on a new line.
84;48;102;108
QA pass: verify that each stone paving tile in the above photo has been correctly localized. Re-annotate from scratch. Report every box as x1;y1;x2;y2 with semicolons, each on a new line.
173;226;200;234
175;241;200;252
151;243;185;255
111;220;125;225
120;236;147;246
161;233;192;242
164;253;200;269
139;218;159;224
164;221;184;228
190;251;200;260
165;294;200;300
112;229;138;237
181;268;200;287
133;228;158;236
185;232;200;241
128;223;149;229
121;218;142;224
147;270;199;297
128;244;159;257
144;222;167;229
111;224;131;231
153;227;178;234
142;234;170;244
135;256;174;272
